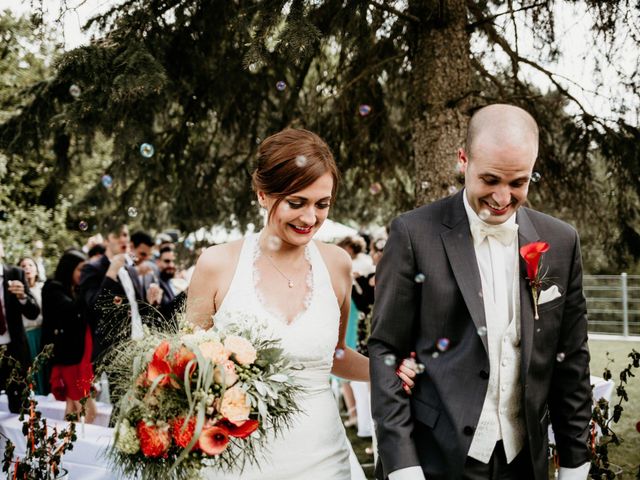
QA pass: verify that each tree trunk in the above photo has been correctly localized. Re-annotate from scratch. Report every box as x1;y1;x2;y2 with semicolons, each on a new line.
409;0;474;206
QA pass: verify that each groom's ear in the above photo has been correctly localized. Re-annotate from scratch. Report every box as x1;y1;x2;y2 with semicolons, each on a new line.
257;191;267;208
458;148;469;174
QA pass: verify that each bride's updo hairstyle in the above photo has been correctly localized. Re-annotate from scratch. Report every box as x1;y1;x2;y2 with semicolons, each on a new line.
252;128;339;220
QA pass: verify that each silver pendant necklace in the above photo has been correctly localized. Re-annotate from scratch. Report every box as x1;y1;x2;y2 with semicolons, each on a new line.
264;254;295;288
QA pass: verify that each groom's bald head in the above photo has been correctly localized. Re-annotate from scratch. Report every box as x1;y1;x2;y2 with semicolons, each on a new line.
466;104;539;160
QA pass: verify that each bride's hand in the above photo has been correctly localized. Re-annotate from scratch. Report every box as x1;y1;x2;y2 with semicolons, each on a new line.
395;353;419;395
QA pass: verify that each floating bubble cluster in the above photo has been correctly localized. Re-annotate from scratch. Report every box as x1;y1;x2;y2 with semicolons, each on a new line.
139;143;155;158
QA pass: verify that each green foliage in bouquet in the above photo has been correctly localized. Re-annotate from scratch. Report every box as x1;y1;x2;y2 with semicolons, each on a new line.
0;345;78;480
106;312;302;480
589;349;640;479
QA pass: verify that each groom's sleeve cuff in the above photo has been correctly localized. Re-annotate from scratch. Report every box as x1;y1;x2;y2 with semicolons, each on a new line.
388;466;426;480
558;462;590;480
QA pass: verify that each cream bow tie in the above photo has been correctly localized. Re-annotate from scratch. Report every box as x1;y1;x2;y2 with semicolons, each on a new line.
470;221;518;247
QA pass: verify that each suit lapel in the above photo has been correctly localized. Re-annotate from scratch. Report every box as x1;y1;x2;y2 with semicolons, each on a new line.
440;192;488;354
516;208;540;378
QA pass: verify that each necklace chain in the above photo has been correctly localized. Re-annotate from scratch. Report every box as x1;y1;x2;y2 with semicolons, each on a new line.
264;254;295;288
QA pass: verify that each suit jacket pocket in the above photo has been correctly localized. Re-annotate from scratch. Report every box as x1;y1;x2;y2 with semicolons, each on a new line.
537;295;564;314
412;396;441;429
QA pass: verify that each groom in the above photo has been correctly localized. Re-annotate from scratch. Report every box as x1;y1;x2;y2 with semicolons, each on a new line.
369;104;591;480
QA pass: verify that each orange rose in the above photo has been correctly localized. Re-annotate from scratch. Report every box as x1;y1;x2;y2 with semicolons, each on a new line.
219;386;251;426
199;340;229;365
224;336;257;366
214;360;239;387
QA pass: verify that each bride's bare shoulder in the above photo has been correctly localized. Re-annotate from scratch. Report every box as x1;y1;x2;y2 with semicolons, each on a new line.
314;241;351;277
195;239;244;274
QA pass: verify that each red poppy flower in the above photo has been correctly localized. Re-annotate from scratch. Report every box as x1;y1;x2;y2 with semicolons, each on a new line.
171;417;198;449
218;418;259;439
198;425;230;455
147;341;172;386
519;241;550;281
137;421;170;458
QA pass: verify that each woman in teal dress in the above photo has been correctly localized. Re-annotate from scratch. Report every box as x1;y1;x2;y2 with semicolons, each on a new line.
19;257;45;394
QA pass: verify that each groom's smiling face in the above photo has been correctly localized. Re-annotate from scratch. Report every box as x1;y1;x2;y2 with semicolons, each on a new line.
459;139;537;225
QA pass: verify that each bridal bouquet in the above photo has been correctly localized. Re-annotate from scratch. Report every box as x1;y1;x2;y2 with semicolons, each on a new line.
107;313;301;480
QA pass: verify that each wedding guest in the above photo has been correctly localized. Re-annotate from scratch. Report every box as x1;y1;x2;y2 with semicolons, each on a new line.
18;257;45;394
31;240;47;282
41;249;97;423
370;104;591;480
0;240;42;413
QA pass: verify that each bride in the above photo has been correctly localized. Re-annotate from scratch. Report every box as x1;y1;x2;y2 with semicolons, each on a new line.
186;128;415;479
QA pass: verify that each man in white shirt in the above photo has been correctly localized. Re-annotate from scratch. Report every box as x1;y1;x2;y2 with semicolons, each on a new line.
369;105;591;480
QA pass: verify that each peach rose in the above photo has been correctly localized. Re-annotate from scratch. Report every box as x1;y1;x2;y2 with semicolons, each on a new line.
223;336;257;366
198;340;229;365
214;360;239;387
219;386;251;426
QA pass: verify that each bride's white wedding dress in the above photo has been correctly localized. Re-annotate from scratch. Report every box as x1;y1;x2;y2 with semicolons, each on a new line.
202;233;365;480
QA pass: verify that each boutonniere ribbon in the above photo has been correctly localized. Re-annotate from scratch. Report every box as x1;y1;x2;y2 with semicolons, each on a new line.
520;241;550;320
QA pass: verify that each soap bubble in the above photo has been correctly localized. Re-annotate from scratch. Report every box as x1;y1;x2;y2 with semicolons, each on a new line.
69;84;81;98
276;80;287;91
477;326;488;337
436;338;450;352
295;155;308;167
101;174;113;188
78;220;89;231
334;348;345;359
478;209;491;221
358;104;372;116
383;354;396;366
531;172;541;183
127;207;138;218
267;235;282;251
369;182;382;195
139;143;155;158
556;352;566;362
414;273;426;283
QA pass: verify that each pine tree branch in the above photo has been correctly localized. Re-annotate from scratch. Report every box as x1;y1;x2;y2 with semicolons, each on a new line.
467;1;597;121
368;1;420;24
467;1;548;31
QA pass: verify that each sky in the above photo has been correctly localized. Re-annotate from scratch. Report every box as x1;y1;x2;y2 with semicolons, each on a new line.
0;0;637;125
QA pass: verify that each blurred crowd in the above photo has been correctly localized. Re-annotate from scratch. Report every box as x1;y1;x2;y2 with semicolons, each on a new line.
0;224;192;421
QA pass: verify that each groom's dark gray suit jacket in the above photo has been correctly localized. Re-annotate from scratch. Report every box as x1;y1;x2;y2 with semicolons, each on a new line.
369;191;591;480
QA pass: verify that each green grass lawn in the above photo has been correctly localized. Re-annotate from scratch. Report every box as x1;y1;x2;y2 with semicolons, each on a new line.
348;338;640;479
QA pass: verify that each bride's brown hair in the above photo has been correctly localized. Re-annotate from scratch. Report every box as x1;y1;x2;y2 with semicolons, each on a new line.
252;128;339;220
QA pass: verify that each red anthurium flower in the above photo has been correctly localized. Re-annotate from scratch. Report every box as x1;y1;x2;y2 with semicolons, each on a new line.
219;418;259;439
171;417;198;449
147;341;172;386
172;346;197;382
198;425;230;455
519;241;550;281
137;421;171;458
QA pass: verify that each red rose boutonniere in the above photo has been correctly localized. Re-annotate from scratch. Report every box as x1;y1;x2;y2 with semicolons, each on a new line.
520;241;550;320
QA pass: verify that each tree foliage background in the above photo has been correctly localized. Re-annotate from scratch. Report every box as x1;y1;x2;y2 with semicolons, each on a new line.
0;0;639;272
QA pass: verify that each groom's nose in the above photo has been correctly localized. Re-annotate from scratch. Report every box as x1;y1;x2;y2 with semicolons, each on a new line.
493;186;511;207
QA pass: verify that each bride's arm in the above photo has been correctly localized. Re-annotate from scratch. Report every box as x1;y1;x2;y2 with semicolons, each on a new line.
325;244;417;389
185;247;221;330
